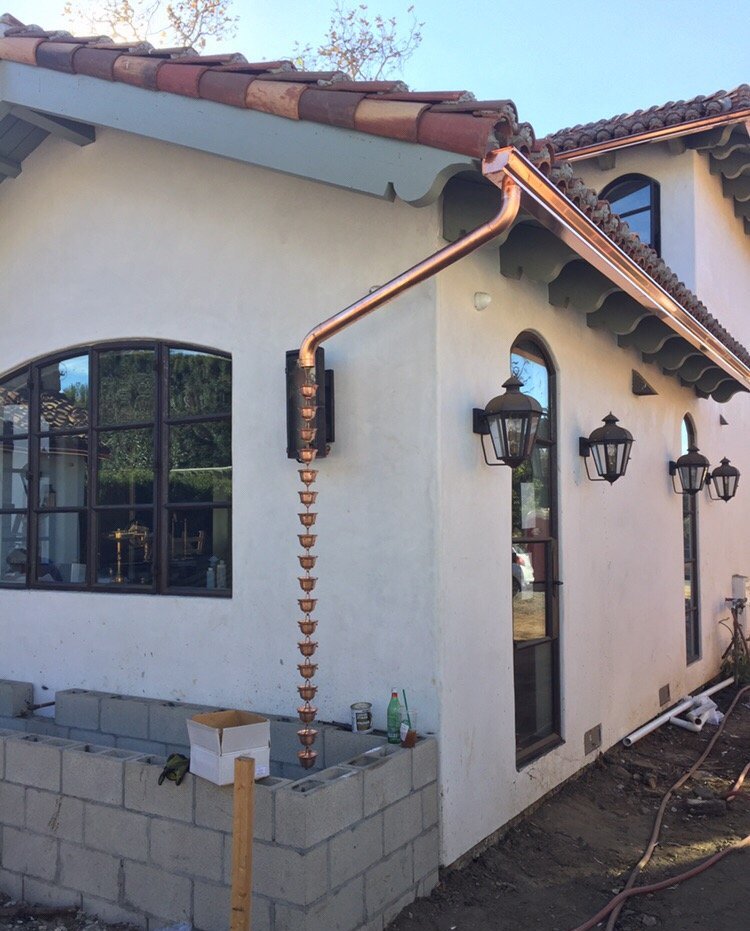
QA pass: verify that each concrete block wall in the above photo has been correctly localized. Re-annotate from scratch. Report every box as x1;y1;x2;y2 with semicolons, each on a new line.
0;683;439;930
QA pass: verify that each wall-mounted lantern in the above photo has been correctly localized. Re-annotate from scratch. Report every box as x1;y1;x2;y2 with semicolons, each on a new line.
579;413;634;484
669;445;710;495
472;375;542;467
707;457;741;502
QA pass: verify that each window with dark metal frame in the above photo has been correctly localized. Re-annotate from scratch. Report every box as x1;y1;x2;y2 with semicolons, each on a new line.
682;416;700;662
601;174;661;255
0;342;231;596
510;335;562;766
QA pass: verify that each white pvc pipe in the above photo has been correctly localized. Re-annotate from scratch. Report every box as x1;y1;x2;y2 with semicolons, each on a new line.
622;677;734;747
669;716;705;733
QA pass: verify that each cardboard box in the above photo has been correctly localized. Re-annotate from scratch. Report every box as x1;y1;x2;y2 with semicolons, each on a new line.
188;710;270;785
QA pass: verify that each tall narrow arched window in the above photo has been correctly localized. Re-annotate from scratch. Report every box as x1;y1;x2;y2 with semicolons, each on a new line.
511;335;561;765
682;416;700;662
601;174;661;255
0;342;231;595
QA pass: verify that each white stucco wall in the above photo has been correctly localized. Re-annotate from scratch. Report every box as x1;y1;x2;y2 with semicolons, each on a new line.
0;128;443;738
434;233;750;864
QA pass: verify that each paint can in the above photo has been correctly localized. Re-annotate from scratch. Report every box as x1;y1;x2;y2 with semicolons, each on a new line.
350;702;373;734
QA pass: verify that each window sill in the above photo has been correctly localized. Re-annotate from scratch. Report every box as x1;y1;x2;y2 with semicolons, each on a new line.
516;733;564;770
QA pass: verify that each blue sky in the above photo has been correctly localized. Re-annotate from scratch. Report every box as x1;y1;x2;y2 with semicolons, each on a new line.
5;1;748;134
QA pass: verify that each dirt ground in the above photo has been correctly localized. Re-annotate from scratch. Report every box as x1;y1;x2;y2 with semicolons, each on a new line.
390;686;750;931
2;688;748;931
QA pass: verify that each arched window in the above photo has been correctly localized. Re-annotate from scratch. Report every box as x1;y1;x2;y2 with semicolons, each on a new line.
0;342;231;595
682;416;700;662
601;174;661;255
511;335;561;764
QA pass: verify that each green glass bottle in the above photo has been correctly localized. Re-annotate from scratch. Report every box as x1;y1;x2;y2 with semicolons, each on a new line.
387;689;401;744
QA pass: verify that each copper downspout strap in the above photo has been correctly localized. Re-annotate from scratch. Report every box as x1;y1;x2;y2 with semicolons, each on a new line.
298;155;522;368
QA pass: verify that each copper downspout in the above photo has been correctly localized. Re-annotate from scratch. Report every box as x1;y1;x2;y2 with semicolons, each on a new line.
291;162;521;769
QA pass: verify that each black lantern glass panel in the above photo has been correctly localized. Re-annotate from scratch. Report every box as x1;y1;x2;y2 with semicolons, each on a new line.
707;457;740;502
672;445;709;495
583;413;633;483
484;376;542;468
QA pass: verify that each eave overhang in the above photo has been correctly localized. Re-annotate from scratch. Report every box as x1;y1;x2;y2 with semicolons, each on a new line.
0;59;476;206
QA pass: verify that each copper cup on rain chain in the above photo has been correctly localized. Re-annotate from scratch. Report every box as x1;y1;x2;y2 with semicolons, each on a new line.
300;406;316;422
298;598;316;613
298;554;317;571
299;448;317;463
298;576;317;593
299;491;318;506
300;428;317;444
298;470;318;486
298;748;317;768
298;640;318;657
297;704;317;723
298;618;318;636
299;512;317;527
298;534;316;549
297;728;318;746
298;684;318;701
298;661;318;678
300;384;318;399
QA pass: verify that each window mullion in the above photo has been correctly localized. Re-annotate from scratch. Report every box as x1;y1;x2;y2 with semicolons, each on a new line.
88;348;98;588
28;364;39;587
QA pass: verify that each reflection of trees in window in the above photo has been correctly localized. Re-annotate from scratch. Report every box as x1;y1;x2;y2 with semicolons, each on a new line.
0;343;232;596
601;174;661;254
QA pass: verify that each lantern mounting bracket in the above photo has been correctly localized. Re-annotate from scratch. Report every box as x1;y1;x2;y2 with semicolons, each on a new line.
578;437;607;482
472;409;505;467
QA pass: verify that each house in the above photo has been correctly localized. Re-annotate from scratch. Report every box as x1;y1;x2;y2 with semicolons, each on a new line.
0;10;749;927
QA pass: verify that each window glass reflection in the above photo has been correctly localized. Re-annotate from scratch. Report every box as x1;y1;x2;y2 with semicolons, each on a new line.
169;349;231;417
98;350;156;426
1;512;27;585
1;438;29;509
512;342;550;441
97;429;154;506
512;541;547;641
512;446;550;540
168;507;231;589
96;510;153;587
1;371;30;436
169;423;232;503
40;356;89;432
514;640;554;749
39;434;88;508
37;512;87;584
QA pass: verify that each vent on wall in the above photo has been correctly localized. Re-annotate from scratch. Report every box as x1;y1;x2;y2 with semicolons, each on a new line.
659;684;671;706
584;724;602;755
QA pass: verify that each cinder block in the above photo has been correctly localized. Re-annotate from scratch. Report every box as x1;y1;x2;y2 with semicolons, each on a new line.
55;690;102;730
381;889;415;928
149;700;204;745
421;783;438;829
26;788;83;842
349;746;412;818
251;840;329;906
124;758;193;821
359;917;383;931
123;861;192;922
329;814;383;888
0;680;33;717
22;876;82;908
62;746;141;805
195;774;283;841
116;736;169;756
364;844;413;916
84;802;149;860
275;767;364;849
5;735;65;792
323;728;386;768
275;875;365;931
413;826;439;882
0;866;23;900
82;895;147;929
1;825;58;881
24;716;70;739
411;738;438;789
0;716;28;732
59;841;120;900
100;694;149;738
417;868;439;898
69;728;116;747
150;819;223;882
0;782;25;826
384;792;422;855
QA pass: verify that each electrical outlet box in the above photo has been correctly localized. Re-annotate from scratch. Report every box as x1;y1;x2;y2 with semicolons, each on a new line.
584;724;602;755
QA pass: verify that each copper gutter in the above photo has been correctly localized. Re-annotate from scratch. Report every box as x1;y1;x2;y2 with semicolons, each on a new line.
298;160;522;368
486;147;750;392
556;110;750;162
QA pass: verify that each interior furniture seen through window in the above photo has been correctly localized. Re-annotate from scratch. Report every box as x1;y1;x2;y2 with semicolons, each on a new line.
510;335;562;765
0;342;231;595
682;415;700;662
601;174;661;255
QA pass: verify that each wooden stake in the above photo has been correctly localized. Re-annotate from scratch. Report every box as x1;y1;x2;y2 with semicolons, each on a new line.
230;756;255;931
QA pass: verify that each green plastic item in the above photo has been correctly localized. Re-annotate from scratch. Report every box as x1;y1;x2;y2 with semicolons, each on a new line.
386;689;401;744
